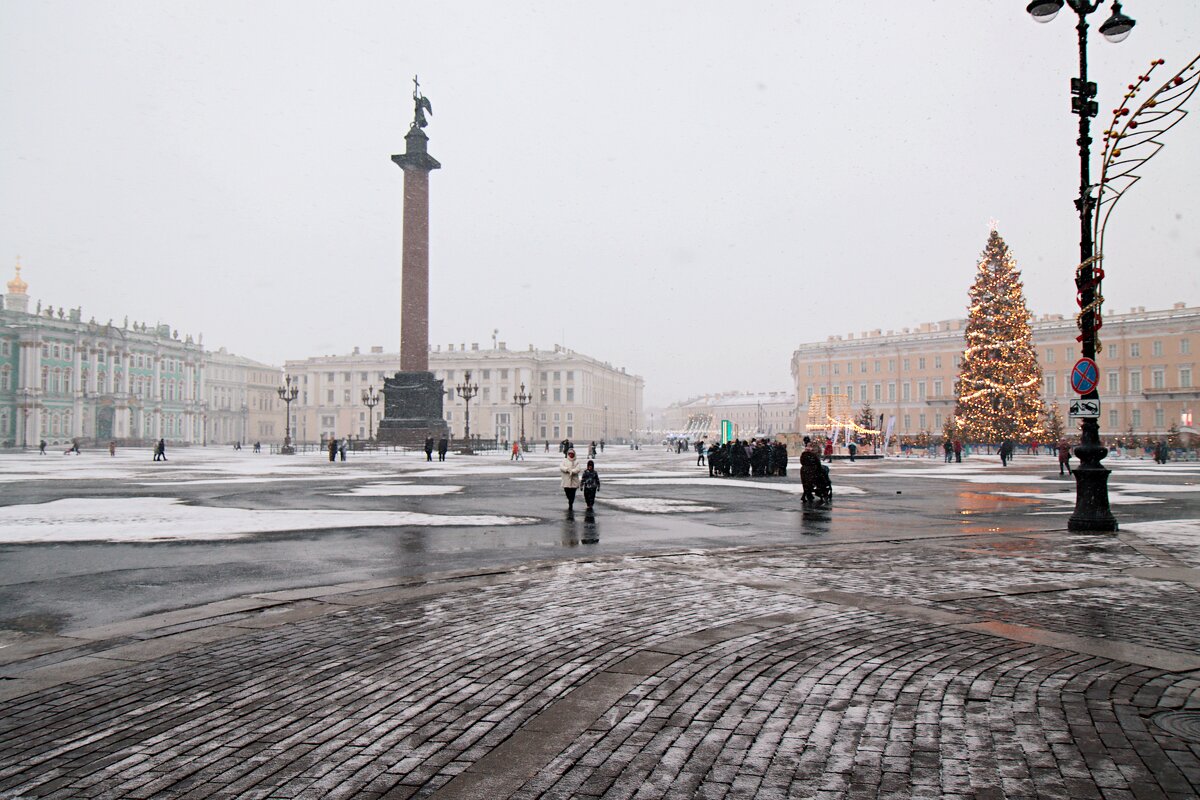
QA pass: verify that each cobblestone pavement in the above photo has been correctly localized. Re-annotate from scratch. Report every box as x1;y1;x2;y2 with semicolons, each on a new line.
1;521;1199;799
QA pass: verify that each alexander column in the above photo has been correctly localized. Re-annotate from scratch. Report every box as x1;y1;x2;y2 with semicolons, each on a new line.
377;77;450;445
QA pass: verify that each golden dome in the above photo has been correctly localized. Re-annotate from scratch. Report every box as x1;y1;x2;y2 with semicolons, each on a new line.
7;259;28;295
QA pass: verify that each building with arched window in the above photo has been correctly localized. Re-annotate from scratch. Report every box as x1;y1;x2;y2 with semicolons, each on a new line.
0;261;275;448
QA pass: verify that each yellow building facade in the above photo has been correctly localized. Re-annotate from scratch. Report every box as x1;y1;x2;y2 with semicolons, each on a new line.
791;302;1198;442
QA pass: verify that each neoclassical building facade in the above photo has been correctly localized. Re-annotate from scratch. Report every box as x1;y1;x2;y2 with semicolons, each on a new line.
1;262;278;448
661;391;796;440
790;302;1199;441
283;341;644;445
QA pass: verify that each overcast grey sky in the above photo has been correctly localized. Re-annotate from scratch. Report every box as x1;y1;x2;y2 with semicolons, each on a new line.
2;1;1197;405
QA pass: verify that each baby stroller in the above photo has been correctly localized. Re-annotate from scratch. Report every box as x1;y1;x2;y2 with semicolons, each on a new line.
802;463;833;505
814;464;833;504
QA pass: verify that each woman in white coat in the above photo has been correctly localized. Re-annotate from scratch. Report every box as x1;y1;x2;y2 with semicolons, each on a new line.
560;448;583;511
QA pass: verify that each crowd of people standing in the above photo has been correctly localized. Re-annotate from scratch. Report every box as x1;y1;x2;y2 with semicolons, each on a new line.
697;439;789;478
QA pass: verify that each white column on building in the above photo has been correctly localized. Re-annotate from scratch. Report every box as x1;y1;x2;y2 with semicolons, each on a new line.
152;352;163;439
87;346;100;395
117;349;131;439
18;338;42;446
72;339;85;438
103;348;115;394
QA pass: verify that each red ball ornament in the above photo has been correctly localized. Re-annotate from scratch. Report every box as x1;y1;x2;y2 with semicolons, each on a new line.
1175;76;1185;86
1129;121;1138;128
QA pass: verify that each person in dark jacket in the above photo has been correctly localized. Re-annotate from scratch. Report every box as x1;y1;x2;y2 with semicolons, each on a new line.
424;437;434;462
773;441;788;476
799;437;821;504
437;437;449;461
580;459;601;510
328;438;337;462
1058;440;1072;475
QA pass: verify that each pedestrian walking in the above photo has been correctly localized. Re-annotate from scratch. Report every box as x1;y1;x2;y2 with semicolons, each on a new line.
847;441;857;462
1058;440;1072;475
953;439;962;463
39;439;46;455
581;459;601;509
588;441;597;459
109;441;116;457
560;448;582;512
328;437;337;462
599;439;605;453
999;439;1013;467
437;437;448;461
339;436;348;462
424;437;434;462
155;438;167;462
943;440;953;463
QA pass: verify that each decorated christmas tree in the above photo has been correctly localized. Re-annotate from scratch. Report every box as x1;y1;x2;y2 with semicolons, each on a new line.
954;230;1046;443
1044;401;1066;443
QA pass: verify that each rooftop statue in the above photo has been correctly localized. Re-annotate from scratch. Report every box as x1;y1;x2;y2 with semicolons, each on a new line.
411;75;432;129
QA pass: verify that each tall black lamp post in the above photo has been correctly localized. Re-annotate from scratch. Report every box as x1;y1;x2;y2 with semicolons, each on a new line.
277;374;299;455
513;382;531;449
1027;0;1134;532
455;370;479;453
361;385;380;441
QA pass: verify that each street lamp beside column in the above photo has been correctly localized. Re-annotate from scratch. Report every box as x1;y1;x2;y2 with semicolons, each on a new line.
455;370;479;453
1026;0;1134;532
361;385;380;442
513;382;531;449
276;374;299;455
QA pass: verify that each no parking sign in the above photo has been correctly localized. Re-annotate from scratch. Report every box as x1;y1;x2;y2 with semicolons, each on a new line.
1070;358;1099;395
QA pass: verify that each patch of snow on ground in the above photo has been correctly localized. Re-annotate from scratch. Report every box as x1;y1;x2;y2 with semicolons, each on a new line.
1120;519;1200;565
0;498;535;543
991;490;1164;505
602;497;717;513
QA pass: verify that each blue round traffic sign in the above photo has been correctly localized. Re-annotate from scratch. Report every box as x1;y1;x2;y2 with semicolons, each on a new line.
1071;357;1099;394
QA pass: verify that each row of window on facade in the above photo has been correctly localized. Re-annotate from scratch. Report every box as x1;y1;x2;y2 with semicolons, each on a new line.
807;338;1193;379
31;341;191;372
1043;367;1193;396
869;407;1190;435
805;380;948;404
810;355;953;378
445;386;576;404
805;365;1195;405
208;388;276;411
0;366;199;400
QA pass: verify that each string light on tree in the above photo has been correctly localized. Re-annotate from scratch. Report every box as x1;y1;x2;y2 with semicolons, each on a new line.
954;229;1046;444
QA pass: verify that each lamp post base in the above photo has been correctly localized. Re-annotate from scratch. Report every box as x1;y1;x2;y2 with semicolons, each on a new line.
1068;441;1118;532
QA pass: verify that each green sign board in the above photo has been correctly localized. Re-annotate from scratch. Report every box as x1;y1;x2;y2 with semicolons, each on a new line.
720;419;733;444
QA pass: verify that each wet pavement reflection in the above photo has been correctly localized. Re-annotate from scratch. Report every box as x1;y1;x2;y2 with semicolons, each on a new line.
2;448;1196;633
